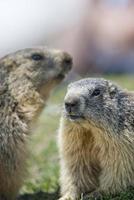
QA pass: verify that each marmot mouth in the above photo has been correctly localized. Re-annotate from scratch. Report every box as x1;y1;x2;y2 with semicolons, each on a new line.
56;73;65;80
67;115;85;121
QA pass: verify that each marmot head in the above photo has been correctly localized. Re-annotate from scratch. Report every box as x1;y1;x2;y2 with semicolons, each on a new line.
64;78;122;131
1;48;72;98
0;48;72;120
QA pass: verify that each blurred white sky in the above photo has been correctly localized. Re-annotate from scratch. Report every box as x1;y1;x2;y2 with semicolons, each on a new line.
0;0;84;56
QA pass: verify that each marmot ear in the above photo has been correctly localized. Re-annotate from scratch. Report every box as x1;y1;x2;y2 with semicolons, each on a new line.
1;58;17;72
0;73;7;95
6;60;17;71
108;82;117;98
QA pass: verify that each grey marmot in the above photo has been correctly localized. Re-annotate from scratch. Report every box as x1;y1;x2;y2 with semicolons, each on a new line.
58;78;134;200
0;47;72;200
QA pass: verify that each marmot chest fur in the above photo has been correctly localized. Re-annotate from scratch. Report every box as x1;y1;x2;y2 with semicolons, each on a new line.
58;78;134;200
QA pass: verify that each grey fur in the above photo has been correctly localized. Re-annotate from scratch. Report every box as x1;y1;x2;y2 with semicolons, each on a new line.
58;78;134;200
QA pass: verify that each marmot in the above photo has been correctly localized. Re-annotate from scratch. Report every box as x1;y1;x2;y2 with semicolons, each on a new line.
58;78;134;200
0;47;72;200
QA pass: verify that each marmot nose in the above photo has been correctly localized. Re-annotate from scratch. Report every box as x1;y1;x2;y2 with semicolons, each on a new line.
62;52;72;70
65;99;79;113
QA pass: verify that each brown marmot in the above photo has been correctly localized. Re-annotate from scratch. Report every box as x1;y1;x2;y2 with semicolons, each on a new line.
58;78;134;200
0;47;72;200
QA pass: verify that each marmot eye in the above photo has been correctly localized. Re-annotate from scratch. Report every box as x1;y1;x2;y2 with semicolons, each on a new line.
31;54;44;61
92;89;101;96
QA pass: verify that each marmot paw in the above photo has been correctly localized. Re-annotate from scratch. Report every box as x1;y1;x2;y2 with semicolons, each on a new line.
83;191;103;200
58;194;77;200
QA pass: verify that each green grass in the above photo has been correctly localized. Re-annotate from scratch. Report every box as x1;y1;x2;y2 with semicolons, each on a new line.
20;75;134;200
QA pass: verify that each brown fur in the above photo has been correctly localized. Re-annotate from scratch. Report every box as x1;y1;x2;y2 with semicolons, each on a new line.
0;47;72;200
58;78;134;200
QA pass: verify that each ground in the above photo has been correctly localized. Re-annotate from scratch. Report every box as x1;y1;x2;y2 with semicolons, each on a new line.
18;75;134;200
